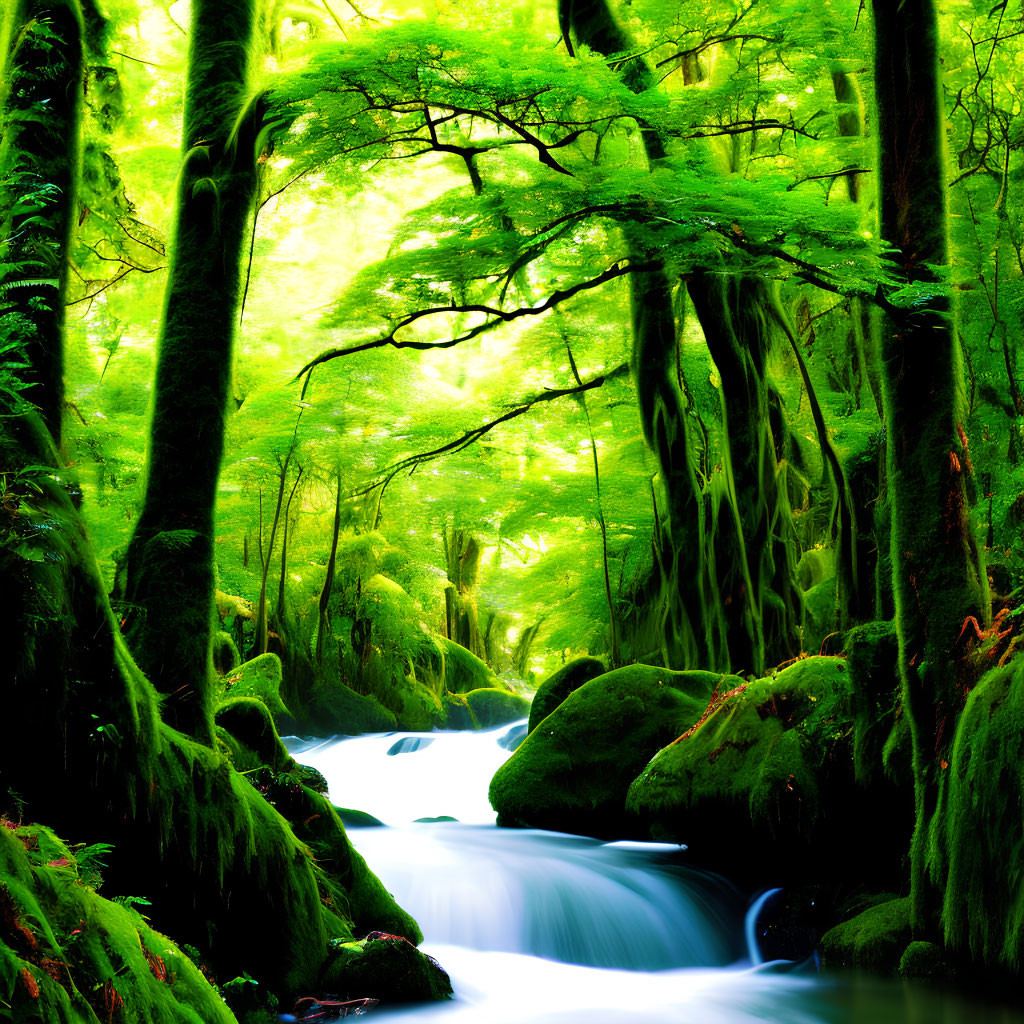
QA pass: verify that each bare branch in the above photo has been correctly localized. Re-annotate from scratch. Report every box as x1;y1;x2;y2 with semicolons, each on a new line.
349;363;631;497
293;260;652;381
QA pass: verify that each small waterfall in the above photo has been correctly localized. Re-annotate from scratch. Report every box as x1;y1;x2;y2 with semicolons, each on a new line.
350;824;744;969
287;724;1024;1024
288;722;744;968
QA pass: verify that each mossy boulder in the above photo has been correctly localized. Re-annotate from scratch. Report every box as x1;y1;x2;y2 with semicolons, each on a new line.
434;637;503;695
220;653;289;717
216;696;294;774
899;940;953;981
489;665;736;838
527;657;606;733
321;932;451;1003
936;655;1024;971
443;691;475;730
211;630;240;675
301;682;398;737
0;824;235;1024
463;687;531;728
627;656;911;881
819;897;912;972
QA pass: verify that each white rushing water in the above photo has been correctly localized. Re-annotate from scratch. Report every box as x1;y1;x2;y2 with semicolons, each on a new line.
286;723;1024;1024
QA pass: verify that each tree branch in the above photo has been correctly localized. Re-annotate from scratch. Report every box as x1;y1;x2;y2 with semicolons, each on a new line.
348;362;631;497
293;260;652;382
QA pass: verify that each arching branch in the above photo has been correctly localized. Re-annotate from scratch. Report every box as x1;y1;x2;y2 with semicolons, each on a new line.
350;362;631;499
293;260;652;384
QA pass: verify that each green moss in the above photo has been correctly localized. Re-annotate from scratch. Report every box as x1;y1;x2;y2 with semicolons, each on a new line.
796;547;835;591
819;897;912;972
899;940;952;981
304;681;398;736
935;656;1024;971
211;631;240;676
321;933;450;1003
215;697;294;774
463;688;530;728
293;804;421;944
802;576;838;654
434;637;502;695
219;654;290;718
0;825;236;1024
843;620;900;785
442;692;474;730
489;665;732;837
334;808;384;829
627;657;910;879
527;657;606;732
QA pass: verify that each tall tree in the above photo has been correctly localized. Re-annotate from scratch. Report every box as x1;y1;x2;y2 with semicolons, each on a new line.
122;0;262;742
871;0;988;934
0;0;85;447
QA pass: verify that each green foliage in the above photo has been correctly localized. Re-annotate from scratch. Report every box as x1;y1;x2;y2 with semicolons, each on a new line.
0;824;236;1024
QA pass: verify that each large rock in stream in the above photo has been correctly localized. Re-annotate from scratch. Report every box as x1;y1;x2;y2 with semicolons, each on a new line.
489;664;740;838
627;655;911;882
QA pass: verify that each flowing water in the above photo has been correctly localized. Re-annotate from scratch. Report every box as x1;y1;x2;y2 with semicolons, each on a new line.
286;724;1024;1023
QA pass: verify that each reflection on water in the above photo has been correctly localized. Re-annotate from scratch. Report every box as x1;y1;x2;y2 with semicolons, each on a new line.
287;724;1024;1024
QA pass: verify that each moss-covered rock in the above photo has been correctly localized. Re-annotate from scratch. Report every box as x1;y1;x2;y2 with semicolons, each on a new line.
216;696;294;774
527;657;606;733
819;897;912;972
220;653;289;717
334;808;384;829
464;687;531;728
802;577;838;654
442;692;475;730
294;808;421;945
301;681;398;737
435;637;503;695
935;655;1024;972
899;940;953;981
321;933;451;1003
211;696;419;947
489;665;734;837
627;656;912;881
211;630;240;676
0;824;235;1024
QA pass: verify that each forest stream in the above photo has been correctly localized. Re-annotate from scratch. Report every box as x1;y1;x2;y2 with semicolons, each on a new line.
287;724;1024;1024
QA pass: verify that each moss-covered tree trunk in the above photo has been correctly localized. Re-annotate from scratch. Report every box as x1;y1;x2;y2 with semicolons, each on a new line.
687;273;802;674
0;6;428;1006
443;526;488;661
0;0;84;449
872;0;987;935
122;0;261;744
561;0;719;671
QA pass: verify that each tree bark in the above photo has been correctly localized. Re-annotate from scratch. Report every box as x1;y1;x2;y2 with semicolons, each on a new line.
687;273;803;674
872;0;988;935
122;0;261;743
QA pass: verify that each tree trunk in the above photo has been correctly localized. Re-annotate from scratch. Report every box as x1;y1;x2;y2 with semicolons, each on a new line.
315;471;343;665
122;0;261;743
687;273;803;674
561;0;720;671
872;0;988;935
443;525;488;660
0;0;84;448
